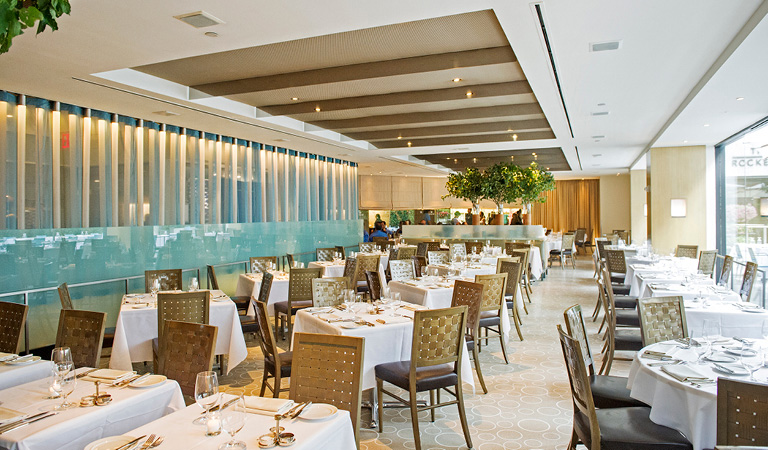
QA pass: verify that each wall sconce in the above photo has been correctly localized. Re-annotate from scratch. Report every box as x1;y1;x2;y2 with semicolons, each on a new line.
761;198;768;217
670;199;687;218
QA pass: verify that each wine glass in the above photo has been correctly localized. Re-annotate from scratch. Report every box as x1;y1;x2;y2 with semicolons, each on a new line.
53;362;76;410
150;278;161;296
189;277;199;292
51;346;73;367
741;344;763;381
194;371;220;426
219;395;247;449
689;329;708;364
761;319;768;341
702;319;721;355
46;365;63;400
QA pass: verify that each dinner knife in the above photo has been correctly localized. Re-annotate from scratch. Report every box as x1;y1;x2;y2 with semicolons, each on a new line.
0;411;50;433
0;412;58;435
206;396;240;414
114;434;146;450
291;401;312;419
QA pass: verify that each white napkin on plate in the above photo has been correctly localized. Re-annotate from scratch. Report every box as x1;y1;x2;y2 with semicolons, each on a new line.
373;316;411;325
661;364;711;382
241;396;294;415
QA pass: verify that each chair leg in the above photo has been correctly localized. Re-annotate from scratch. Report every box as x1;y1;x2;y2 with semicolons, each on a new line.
376;378;384;432
274;314;282;341
499;330;509;364
591;295;601;320
273;371;282;398
409;389;422;450
259;369;269;397
568;429;579;450
429;390;436;421
286;314;293;347
472;345;488;394
513;309;524;341
522;282;532;303
596;314;606;334
455;382;473;450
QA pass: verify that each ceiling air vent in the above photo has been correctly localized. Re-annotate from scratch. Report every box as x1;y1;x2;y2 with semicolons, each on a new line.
590;40;622;52
174;11;224;28
591;111;610;116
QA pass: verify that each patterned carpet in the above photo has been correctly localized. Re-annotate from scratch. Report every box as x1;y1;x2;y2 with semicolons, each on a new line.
217;256;631;449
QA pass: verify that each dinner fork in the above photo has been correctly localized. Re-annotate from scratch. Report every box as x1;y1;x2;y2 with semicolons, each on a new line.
139;434;156;450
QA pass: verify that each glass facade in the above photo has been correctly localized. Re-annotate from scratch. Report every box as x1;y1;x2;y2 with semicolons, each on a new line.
717;118;768;305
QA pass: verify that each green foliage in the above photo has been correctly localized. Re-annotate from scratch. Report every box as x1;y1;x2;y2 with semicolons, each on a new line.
482;162;521;207
389;210;414;225
0;0;71;54
442;167;485;205
516;162;556;204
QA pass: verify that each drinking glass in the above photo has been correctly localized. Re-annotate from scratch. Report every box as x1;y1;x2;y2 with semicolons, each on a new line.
762;319;768;341
702;319;721;357
741;344;763;381
689;329;708;364
219;395;247;449
51;346;73;367
189;277;199;292
150;278;161;296
46;365;63;399
53;362;76;410
392;292;401;303
194;371;220;426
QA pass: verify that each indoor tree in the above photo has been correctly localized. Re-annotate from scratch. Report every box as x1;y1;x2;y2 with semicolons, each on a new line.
482;162;522;224
443;167;486;217
0;0;71;54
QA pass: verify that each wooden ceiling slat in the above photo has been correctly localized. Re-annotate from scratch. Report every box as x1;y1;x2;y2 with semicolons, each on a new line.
374;130;556;148
420;148;570;171
343;118;550;142
191;46;516;97
310;103;543;131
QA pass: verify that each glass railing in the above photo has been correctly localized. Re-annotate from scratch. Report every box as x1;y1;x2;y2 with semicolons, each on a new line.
0;220;362;350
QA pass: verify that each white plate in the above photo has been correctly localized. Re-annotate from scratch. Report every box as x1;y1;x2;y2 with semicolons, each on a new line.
4;356;41;365
129;374;167;388
740;308;767;313
339;322;363;329
299;403;338;421
705;353;737;363
305;307;333;313
131;303;150;309
724;348;758;357
212;296;230;302
84;435;136;450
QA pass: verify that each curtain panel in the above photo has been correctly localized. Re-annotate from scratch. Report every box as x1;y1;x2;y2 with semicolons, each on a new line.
531;179;601;241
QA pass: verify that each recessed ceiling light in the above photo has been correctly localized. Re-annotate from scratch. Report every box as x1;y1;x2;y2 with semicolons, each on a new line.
339;153;350;157
546;167;550;170
314;106;321;112
704;124;710;127
397;135;402;140
473;158;477;163
446;157;451;160
589;40;622;52
174;11;224;28
683;140;688;143
407;141;412;147
736;97;744;101
512;134;518;141
274;138;289;142
291;97;299;101
452;78;462;83
591;111;610;116
466;91;473;97
204;31;218;38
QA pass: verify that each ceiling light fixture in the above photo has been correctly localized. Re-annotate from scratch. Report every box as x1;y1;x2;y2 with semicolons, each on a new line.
204;31;218;37
703;124;710;127
314;106;321;112
512;134;518;141
466;91;473;97
291;97;299;101
174;11;224;28
736;97;744;101
407;141;412;147
452;78;462;83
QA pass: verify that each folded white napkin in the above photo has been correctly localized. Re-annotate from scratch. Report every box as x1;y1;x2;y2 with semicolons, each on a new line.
0;406;24;424
317;313;344;322
0;352;18;362
373;316;411;325
661;364;711;382
241;396;294;415
86;369;135;380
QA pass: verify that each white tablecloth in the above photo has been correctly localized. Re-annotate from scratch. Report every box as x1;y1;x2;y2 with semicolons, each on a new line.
114;393;356;450
109;291;247;374
481;247;543;280
0;368;184;450
387;279;513;346
426;263;496;278
685;300;768;338
293;307;475;392
235;272;290;314
625;257;699;289
627;340;768;450
0;360;53;391
308;261;346;278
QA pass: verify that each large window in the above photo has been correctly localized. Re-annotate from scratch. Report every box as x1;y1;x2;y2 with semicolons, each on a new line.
717;117;768;304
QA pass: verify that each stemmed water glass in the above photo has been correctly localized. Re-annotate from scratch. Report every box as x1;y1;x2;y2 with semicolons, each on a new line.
189;277;199;292
150;278;161;296
740;344;764;381
194;371;220;427
219;395;247;450
51;361;76;410
689;329;709;364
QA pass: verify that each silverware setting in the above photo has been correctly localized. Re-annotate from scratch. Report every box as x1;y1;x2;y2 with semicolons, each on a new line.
114;434;145;450
281;402;305;419
0;411;58;435
137;433;164;449
76;368;98;379
205;397;240;414
291;401;312;420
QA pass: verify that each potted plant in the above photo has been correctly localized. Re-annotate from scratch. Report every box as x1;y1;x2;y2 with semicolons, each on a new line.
443;167;485;225
1;0;72;54
482;162;522;224
515;162;556;225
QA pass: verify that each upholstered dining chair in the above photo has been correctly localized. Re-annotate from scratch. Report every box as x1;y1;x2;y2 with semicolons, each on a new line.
563;304;647;409
604;250;630;294
426;250;449;266
475;272;510;363
250;256;277;273
698;250;718;277
510;249;532;303
315;247;336;262
254;299;292;398
739;261;758;302
365;270;382;300
274;267;322;345
56;309;107;369
573;228;587;254
358;242;377;253
675;245;699;258
396;246;416;260
352;254;380;293
558;325;693;450
375;306;472;450
411;256;427;278
286;254;295;269
465;241;484;254
0;300;28;354
145;269;183;292
291;332;364;447
157;320;218;398
716;378;768;447
153;291;210;371
719;255;734;286
258;271;274;305
390;260;415;281
598;269;643;375
497;258;525;340
58;282;74;310
637;296;687;346
312;277;347;307
449;243;466;260
450;280;487;393
550;233;576;269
